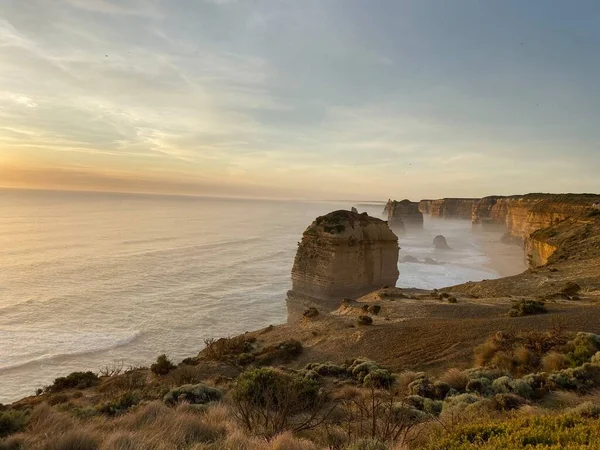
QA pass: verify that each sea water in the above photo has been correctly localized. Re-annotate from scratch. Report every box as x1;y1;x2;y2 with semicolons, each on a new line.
0;190;512;402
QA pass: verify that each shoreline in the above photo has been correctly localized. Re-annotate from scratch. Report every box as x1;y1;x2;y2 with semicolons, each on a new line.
475;230;528;278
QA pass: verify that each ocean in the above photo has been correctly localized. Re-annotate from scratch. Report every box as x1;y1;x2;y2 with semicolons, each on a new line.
0;189;514;403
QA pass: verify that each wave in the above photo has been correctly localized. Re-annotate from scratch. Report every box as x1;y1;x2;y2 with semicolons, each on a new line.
0;329;143;373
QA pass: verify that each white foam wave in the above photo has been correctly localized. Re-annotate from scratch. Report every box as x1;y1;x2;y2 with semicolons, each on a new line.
0;329;142;372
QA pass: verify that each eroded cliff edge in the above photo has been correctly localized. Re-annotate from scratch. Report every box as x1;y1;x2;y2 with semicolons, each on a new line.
386;199;423;233
288;210;399;315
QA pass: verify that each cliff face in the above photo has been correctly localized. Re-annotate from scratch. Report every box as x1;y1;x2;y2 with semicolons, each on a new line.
472;194;600;244
387;200;423;232
425;198;480;219
525;238;557;267
419;200;434;215
290;210;399;308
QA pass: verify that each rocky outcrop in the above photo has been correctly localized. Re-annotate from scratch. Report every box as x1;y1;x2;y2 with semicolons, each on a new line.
289;210;399;311
387;200;423;232
433;235;450;250
424;198;480;219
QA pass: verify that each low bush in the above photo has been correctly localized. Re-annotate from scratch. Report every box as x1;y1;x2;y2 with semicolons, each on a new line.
363;368;395;389
255;340;303;366
163;383;223;405
46;371;99;392
203;336;256;362
232;368;324;437
151;354;176;376
0;409;27;438
427;414;600;449
508;300;547;317
491;393;526;411
97;392;141;416
305;362;347;377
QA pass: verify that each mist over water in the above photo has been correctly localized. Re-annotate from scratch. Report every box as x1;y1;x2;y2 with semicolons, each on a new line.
0;191;522;402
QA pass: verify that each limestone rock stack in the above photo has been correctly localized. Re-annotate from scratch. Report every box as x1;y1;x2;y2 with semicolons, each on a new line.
387;200;423;232
289;210;399;310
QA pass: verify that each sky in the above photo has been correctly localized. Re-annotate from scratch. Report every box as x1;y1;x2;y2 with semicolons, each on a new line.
0;0;599;200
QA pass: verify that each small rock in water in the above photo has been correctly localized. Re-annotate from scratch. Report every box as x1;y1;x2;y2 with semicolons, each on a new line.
433;235;450;250
401;255;420;263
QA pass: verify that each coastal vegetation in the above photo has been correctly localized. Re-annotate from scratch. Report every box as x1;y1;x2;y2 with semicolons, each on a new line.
4;328;600;448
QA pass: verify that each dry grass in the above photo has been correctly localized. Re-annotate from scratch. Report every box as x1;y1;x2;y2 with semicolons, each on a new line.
438;368;469;392
542;351;570;372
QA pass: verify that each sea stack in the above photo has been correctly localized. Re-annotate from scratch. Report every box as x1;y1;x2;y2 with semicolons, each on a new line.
388;199;424;232
288;210;399;313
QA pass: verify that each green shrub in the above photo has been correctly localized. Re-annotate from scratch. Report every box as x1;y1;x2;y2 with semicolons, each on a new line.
163;383;223;405
466;377;492;395
349;360;380;383
566;333;600;367
363;369;395;389
305;362;347;377
508;300;547;317
0;409;27;438
233;368;319;411
151;354;176;376
97;392;141;416
427;414;600;449
46;371;99;392
492;393;526;411
408;377;436;398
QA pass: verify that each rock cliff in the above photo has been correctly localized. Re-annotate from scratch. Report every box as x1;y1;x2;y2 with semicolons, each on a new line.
422;198;480;219
289;210;399;311
387;199;423;232
472;194;600;244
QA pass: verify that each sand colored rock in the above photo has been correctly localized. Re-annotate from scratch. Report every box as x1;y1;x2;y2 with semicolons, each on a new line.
289;210;399;309
472;194;600;244
422;198;480;219
387;200;423;232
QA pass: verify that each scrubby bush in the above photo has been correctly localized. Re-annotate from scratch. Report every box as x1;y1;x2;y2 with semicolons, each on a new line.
466;377;492;395
508;299;547;317
232;368;325;436
163;383;223;405
565;333;600;367
46;371;99;392
439;368;470;392
448;297;458;304
408;376;436;398
305;362;347;377
97;391;141;416
255;339;303;366
427;414;600;449
542;351;570;372
492;393;526;411
151;354;176;376
363;369;395;389
203;335;256;362
570;401;600;418
0;409;27;438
